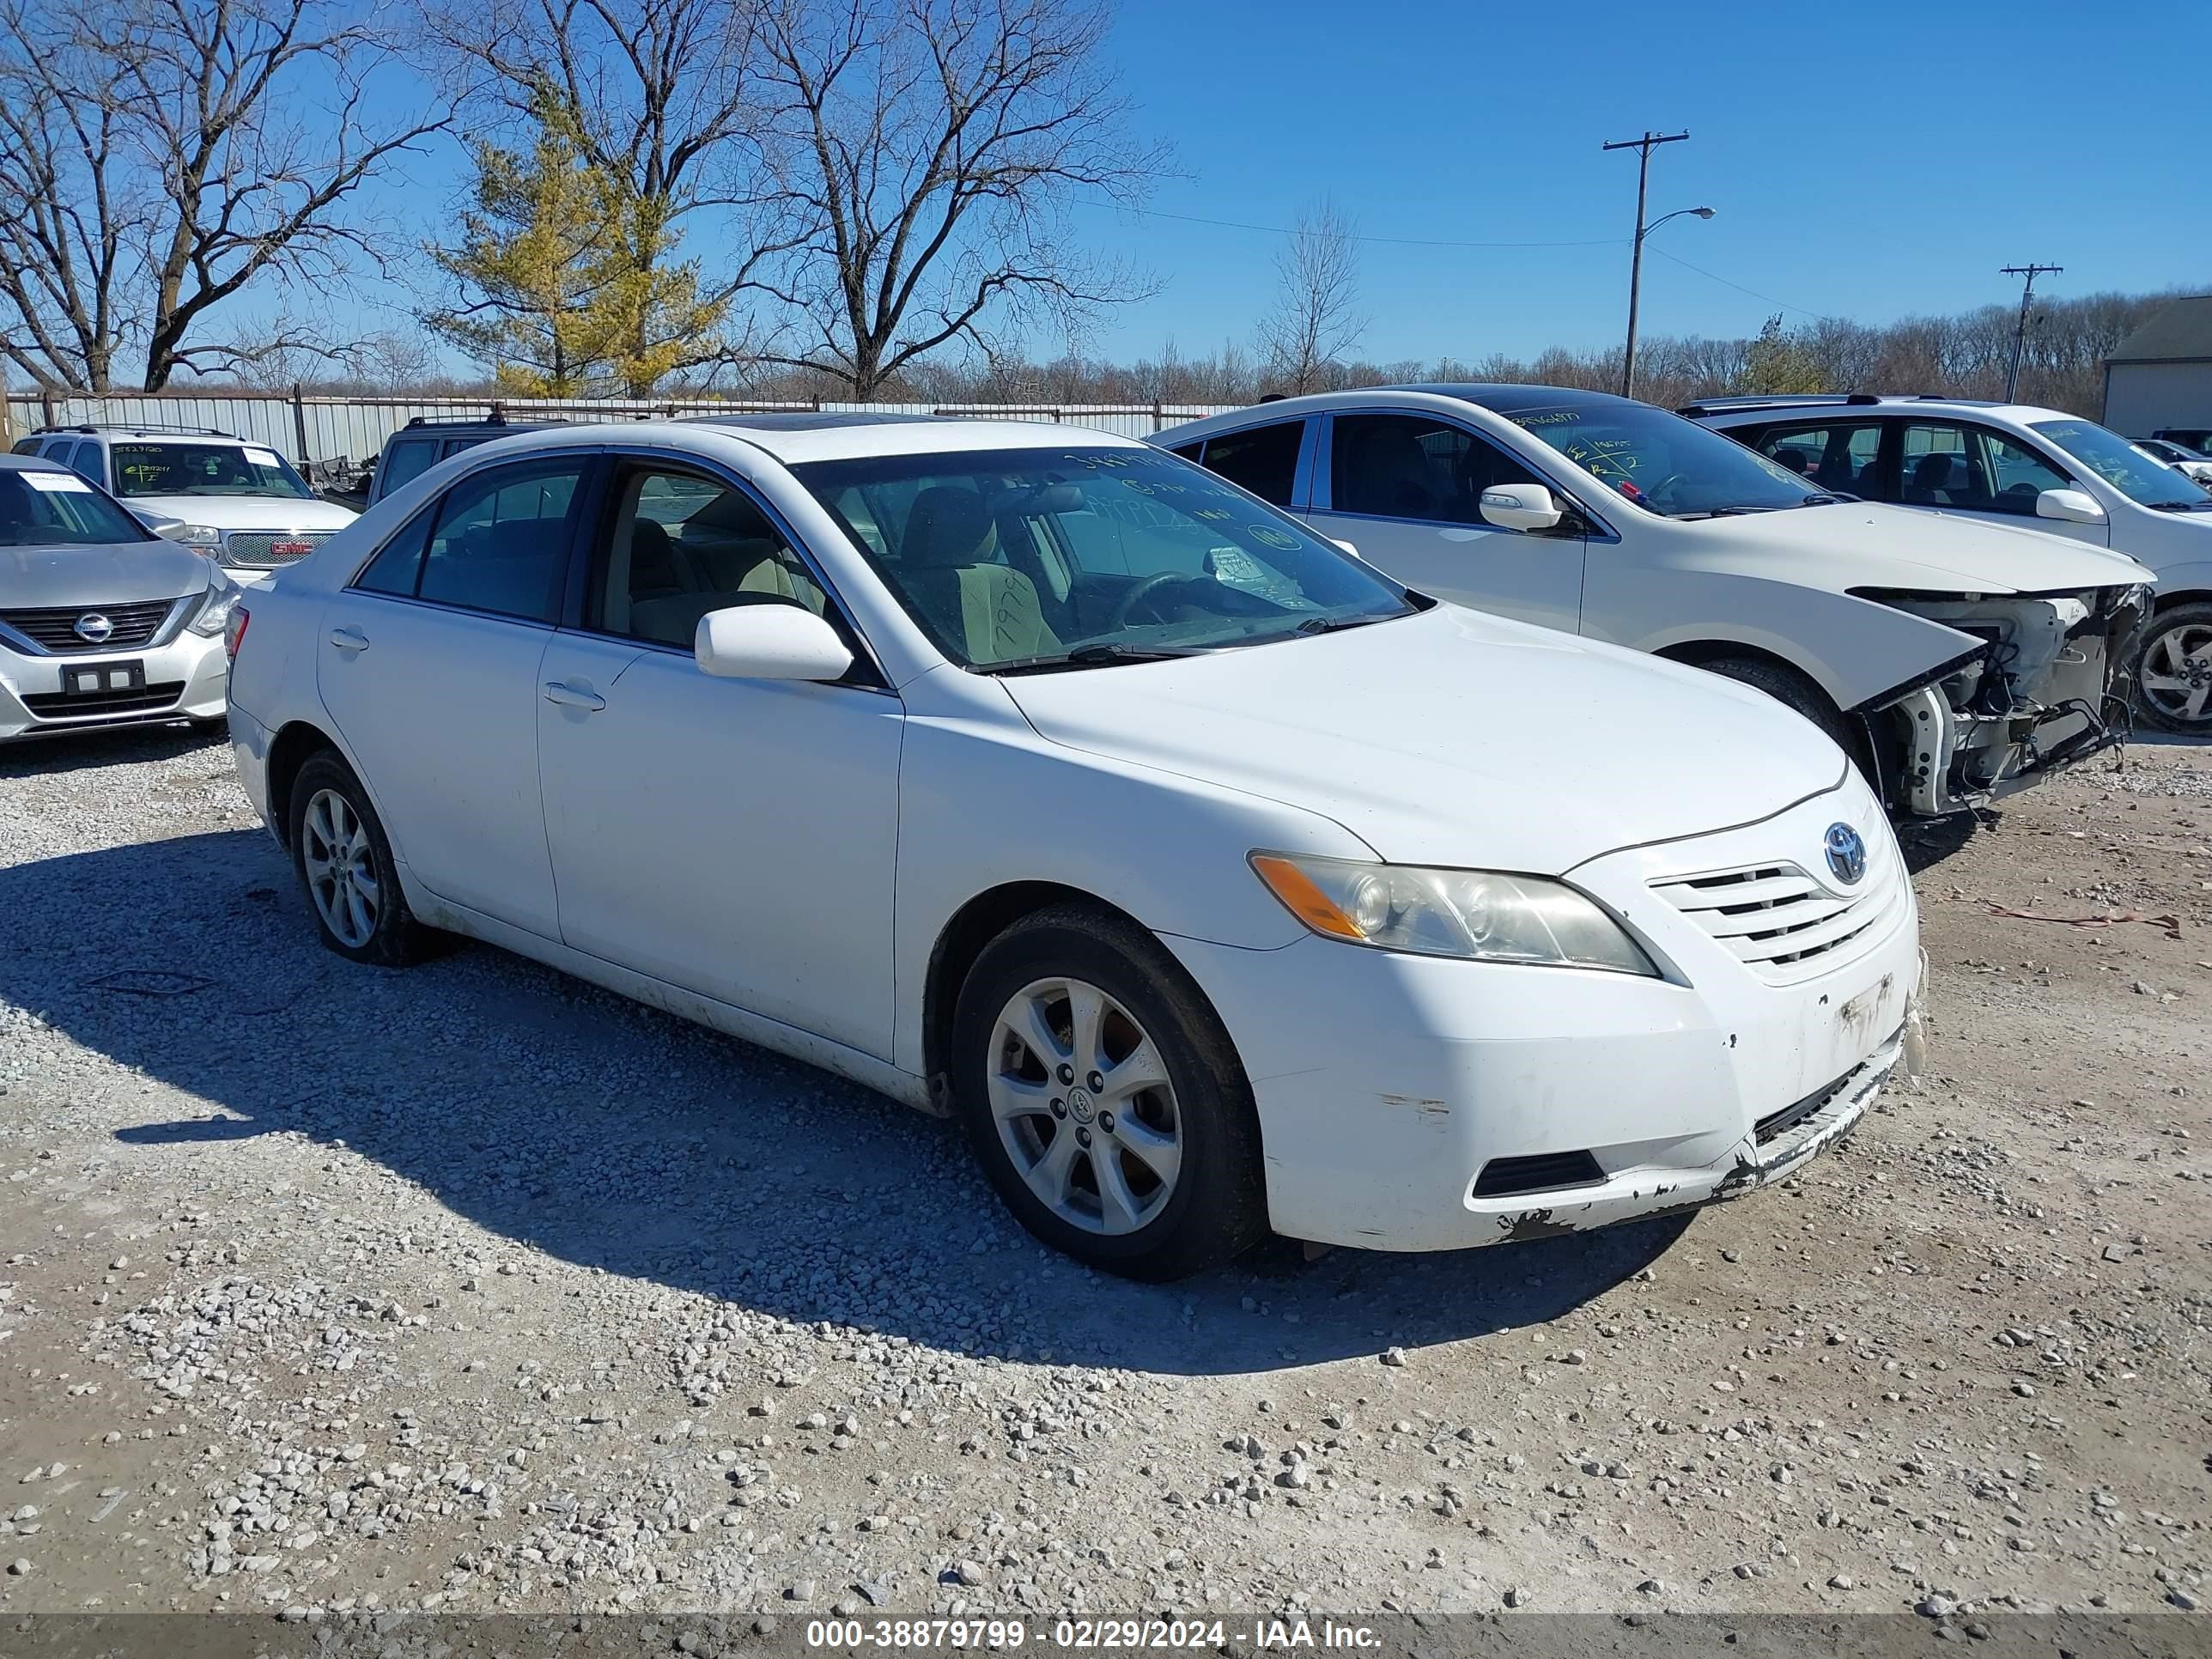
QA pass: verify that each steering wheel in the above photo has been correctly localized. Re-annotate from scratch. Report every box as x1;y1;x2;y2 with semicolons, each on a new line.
1107;571;1189;629
1636;471;1688;509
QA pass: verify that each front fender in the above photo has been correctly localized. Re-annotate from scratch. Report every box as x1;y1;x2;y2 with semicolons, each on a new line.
890;710;1371;1078
2146;561;2212;605
1588;568;1984;710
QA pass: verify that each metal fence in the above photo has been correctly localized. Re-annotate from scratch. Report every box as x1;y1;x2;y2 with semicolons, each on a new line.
2;391;1242;477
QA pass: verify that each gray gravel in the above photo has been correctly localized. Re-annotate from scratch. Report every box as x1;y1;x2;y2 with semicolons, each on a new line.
0;726;2207;1621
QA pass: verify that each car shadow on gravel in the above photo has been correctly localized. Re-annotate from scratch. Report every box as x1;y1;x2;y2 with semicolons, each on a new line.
4;830;1688;1377
0;723;222;777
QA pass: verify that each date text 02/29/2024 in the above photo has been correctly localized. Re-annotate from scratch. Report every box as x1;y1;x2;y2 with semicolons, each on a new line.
802;1618;1383;1650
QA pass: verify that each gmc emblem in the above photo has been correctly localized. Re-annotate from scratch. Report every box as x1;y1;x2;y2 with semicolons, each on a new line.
270;539;316;556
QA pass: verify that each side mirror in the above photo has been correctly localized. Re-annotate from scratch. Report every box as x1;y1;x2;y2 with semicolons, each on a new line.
1479;483;1565;533
1328;538;1360;558
2035;488;2106;526
695;603;854;683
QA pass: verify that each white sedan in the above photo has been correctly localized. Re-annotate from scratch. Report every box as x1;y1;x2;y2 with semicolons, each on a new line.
225;416;1922;1279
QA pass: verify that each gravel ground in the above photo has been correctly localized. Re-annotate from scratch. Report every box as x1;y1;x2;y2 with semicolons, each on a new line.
0;726;2207;1625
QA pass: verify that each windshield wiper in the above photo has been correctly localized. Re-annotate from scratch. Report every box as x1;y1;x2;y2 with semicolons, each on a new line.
986;641;1212;676
2147;499;2212;512
1293;612;1397;636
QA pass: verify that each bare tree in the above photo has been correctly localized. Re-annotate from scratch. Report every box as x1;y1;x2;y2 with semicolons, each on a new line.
1255;198;1364;396
0;0;446;390
749;0;1164;398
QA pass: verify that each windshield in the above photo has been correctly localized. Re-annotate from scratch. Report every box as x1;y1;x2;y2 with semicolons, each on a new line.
2033;420;2212;509
0;466;151;545
794;445;1419;670
110;441;314;501
1507;402;1825;517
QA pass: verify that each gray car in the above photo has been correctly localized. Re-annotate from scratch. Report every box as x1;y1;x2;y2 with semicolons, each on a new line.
0;453;239;744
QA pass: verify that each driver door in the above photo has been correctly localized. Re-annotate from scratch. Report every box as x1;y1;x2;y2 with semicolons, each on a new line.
1301;410;1586;633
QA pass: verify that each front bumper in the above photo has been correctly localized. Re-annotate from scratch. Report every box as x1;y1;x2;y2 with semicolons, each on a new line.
1164;785;1921;1253
0;630;229;743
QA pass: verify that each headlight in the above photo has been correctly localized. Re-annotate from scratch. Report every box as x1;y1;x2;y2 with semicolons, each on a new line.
1249;852;1658;975
187;571;241;637
175;524;223;550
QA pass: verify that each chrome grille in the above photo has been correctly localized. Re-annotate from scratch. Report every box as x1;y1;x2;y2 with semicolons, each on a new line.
222;529;331;567
1650;837;1904;982
0;597;183;653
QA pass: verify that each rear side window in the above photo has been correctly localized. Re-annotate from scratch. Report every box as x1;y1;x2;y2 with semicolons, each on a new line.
1197;421;1305;506
351;459;586;623
1752;422;1882;495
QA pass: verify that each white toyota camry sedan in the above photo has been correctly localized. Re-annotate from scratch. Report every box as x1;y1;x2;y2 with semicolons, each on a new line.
225;415;1922;1279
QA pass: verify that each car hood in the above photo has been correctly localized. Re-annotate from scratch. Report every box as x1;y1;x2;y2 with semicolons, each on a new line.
1000;605;1849;872
0;538;214;606
120;495;358;532
1672;501;2156;593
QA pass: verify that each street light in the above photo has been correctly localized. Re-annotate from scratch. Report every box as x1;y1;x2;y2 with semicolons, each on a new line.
1620;204;1716;400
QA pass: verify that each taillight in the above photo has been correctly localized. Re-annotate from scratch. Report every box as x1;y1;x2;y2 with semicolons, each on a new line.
224;605;250;662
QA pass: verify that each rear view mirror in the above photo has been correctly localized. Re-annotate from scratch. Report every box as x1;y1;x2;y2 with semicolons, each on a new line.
2035;488;2106;526
696;604;854;683
1480;483;1565;533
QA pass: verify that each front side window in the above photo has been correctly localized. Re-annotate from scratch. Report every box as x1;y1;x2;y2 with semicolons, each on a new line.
1752;422;1882;495
108;441;313;500
374;439;440;499
794;445;1416;671
1329;412;1542;525
592;465;827;649
1899;422;2070;514
0;466;150;544
351;459;585;623
1196;420;1305;506
1507;402;1823;518
2033;418;2212;510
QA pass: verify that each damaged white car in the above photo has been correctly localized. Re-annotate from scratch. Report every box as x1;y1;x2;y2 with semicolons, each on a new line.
1161;387;2155;818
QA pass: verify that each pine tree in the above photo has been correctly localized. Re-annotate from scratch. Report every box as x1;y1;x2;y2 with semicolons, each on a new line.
425;94;731;396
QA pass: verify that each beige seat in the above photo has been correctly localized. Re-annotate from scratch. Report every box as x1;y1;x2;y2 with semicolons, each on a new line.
895;485;1060;663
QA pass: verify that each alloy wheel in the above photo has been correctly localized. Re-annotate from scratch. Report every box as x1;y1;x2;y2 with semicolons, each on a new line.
301;787;380;948
2140;620;2212;726
987;976;1182;1235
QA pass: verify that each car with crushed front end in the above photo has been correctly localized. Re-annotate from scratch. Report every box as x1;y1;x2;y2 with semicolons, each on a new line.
0;454;240;744
224;414;1923;1280
1688;394;2212;735
1164;387;2156;820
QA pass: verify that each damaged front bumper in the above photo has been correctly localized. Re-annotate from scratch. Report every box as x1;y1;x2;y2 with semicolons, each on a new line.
1856;584;2148;817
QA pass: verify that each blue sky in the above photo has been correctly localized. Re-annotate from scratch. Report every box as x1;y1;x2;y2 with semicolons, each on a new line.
335;0;2211;373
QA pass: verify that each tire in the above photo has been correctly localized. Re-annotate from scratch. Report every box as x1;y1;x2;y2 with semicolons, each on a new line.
950;902;1267;1281
2132;602;2212;735
1701;655;1854;751
288;750;436;968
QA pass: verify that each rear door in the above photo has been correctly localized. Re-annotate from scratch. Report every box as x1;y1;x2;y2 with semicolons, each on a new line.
1303;409;1585;633
316;453;598;938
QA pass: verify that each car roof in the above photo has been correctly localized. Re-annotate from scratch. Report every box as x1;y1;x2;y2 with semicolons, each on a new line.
0;453;79;472
34;423;246;441
462;414;1150;467
1157;382;1646;443
1686;393;2073;425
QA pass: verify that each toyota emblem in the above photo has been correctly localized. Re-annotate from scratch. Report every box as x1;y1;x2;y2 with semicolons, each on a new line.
1824;822;1867;886
73;612;115;644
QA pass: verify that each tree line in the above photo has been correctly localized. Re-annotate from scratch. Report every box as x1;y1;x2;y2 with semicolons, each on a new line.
0;0;2182;413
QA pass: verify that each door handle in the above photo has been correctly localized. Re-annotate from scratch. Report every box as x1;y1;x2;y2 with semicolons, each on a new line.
326;627;369;652
542;681;606;712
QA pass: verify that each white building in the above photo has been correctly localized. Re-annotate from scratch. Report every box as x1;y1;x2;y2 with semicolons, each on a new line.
2103;295;2212;436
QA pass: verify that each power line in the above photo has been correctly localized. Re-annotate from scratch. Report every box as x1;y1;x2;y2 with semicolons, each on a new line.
1647;246;1831;320
1075;197;1621;251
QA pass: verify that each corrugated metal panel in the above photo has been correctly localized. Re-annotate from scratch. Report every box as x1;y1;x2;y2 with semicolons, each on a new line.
3;392;1242;467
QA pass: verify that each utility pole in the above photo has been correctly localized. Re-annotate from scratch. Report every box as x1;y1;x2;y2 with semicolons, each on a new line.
2001;263;2062;401
1604;130;1689;399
